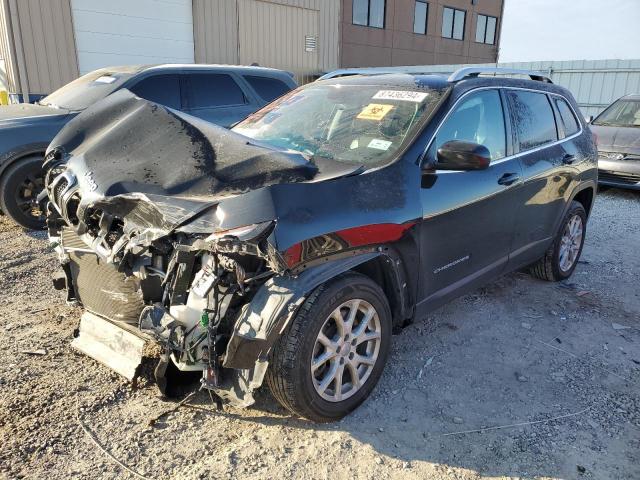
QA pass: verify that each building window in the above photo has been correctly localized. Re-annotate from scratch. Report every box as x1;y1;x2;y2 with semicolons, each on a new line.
441;6;465;40
413;1;428;34
475;14;497;44
353;0;385;29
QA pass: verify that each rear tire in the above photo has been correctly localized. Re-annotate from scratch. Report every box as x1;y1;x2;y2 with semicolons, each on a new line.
0;156;46;230
529;201;587;281
266;272;391;422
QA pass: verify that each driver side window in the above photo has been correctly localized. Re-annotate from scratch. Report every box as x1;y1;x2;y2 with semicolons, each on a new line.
429;89;506;162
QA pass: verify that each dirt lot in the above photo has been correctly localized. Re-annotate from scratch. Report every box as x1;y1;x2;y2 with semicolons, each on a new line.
0;188;638;480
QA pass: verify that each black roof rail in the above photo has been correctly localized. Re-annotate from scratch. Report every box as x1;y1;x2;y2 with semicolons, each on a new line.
448;67;553;84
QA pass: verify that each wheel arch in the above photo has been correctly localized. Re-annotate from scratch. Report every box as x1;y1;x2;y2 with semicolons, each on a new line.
350;247;413;328
571;182;596;218
550;180;595;235
0;146;48;215
0;144;48;178
223;249;411;371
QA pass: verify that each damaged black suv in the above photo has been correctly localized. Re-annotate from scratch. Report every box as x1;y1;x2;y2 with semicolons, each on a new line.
44;67;597;422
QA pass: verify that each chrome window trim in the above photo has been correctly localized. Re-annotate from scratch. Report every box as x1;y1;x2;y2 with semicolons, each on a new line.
423;86;584;173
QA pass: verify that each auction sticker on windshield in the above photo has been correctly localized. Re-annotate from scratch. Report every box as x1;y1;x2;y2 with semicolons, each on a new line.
357;103;394;121
373;90;428;103
368;139;393;151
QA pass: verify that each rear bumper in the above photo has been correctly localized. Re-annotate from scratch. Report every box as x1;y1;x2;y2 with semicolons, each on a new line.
598;158;640;189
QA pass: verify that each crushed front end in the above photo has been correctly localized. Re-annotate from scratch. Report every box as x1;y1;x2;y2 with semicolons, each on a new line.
41;90;323;406
48;194;287;405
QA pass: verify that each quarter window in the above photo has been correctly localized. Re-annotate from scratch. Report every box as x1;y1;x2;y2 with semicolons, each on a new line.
413;1;428;35
429;89;506;161
243;75;292;102
129;74;181;109
353;0;385;28
506;91;558;151
475;14;497;44
442;7;465;40
554;97;580;136
186;74;246;109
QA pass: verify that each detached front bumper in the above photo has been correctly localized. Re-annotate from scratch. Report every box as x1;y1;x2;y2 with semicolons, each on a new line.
72;311;151;380
598;157;640;190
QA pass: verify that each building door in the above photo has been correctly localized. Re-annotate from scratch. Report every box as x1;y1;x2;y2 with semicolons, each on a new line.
70;0;195;75
237;0;319;84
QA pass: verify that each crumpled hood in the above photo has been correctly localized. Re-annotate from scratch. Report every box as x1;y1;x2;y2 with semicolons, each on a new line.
45;89;359;258
0;102;68;123
591;124;640;155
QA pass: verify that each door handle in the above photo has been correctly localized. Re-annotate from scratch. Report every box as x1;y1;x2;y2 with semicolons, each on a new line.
497;172;520;186
562;154;576;165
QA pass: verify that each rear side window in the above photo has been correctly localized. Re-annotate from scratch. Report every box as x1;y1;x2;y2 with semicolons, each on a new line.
129;74;181;109
554;97;580;136
243;75;292;102
186;74;246;109
430;89;506;161
506;91;557;151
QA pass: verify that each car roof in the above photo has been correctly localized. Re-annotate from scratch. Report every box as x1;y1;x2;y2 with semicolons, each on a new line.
316;72;571;94
317;73;450;90
88;64;295;78
622;93;640;100
319;70;579;102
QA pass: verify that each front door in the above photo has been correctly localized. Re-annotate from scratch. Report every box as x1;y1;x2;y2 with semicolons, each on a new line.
417;88;522;311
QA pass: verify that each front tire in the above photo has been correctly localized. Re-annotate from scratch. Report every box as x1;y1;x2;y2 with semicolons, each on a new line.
266;272;392;422
0;156;46;230
530;200;587;281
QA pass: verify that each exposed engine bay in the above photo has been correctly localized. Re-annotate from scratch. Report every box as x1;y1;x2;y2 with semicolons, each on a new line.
48;211;283;406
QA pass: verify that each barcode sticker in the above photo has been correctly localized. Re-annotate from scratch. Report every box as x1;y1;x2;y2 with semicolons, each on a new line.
373;90;428;102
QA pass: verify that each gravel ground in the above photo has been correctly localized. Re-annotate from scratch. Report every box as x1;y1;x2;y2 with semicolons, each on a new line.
0;188;638;480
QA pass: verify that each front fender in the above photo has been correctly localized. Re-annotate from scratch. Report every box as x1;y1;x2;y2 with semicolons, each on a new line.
223;252;382;370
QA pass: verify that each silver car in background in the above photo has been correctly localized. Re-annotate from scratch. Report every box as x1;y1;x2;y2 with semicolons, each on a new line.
590;94;640;190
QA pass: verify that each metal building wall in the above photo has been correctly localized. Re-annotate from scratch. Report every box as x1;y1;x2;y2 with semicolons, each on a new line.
417;59;640;118
193;0;340;83
0;0;79;98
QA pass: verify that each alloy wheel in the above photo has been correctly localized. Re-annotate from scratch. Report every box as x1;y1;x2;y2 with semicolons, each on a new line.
558;214;583;272
311;299;382;402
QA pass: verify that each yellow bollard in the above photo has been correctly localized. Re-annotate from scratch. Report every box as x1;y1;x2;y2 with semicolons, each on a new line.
0;90;8;105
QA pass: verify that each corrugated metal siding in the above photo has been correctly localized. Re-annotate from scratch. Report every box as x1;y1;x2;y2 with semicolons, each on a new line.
0;59;6;90
193;0;339;83
0;0;17;92
3;0;78;93
193;0;239;64
416;59;640;117
238;0;319;83
71;0;194;74
0;0;79;96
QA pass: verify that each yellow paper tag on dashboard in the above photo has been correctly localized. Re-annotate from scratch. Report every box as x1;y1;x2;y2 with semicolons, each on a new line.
357;103;394;121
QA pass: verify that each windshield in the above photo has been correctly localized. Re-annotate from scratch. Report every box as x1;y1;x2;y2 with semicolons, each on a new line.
233;82;447;165
39;69;133;111
593;99;640;128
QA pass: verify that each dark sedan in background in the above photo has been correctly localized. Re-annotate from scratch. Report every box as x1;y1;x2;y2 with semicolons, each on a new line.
590;93;640;190
0;64;296;229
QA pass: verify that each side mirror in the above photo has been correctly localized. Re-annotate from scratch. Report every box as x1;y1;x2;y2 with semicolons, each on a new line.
435;140;491;171
586;115;594;124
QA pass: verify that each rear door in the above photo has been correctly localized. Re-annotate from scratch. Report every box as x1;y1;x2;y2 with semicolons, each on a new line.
183;72;257;127
417;88;522;308
505;89;581;269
